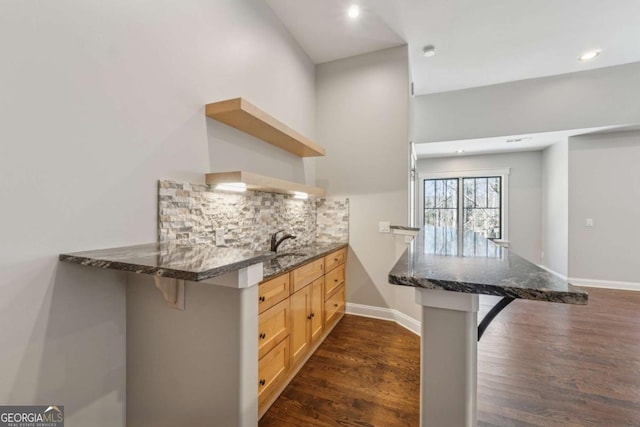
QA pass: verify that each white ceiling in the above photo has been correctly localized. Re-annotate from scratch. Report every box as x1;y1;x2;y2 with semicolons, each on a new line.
265;0;404;64
414;126;625;159
266;0;640;95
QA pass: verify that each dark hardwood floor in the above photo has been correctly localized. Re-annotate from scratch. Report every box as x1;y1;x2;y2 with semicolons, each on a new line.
260;287;640;426
477;287;640;427
259;315;420;426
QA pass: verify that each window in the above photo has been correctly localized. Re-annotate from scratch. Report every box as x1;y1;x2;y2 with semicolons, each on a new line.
421;170;508;257
424;178;458;229
463;176;502;239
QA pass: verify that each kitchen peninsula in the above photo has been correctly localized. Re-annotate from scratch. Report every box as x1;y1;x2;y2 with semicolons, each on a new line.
61;239;347;426
389;226;588;427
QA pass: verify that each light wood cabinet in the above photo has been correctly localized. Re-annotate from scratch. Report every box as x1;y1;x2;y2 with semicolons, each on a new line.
290;280;312;365
258;298;290;359
325;284;346;328
258;273;290;314
258;247;347;418
258;337;289;408
325;247;346;272
323;246;346;331
324;263;345;299
290;277;324;366
291;258;324;292
309;278;324;343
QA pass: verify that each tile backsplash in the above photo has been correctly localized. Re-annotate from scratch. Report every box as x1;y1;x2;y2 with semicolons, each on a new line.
158;180;349;250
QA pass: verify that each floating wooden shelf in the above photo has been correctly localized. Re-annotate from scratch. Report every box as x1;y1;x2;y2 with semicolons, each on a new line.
205;98;325;158
205;171;326;197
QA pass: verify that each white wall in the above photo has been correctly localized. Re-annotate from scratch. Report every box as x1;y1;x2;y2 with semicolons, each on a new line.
316;46;409;313
417;151;543;264
0;1;314;425
413;62;640;143
568;130;640;285
541;141;569;276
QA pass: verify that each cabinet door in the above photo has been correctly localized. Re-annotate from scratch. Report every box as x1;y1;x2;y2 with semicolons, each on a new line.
324;247;346;273
258;298;290;359
258;337;289;409
290;285;311;366
324;263;345;299
291;258;324;293
325;284;345;328
259;273;290;314
309;277;324;343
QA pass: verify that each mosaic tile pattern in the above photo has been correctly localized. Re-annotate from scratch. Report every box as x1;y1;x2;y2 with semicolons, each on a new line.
316;198;349;243
158;181;349;250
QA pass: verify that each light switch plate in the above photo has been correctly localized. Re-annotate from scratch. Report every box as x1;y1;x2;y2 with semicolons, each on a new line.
379;221;391;233
586;218;594;227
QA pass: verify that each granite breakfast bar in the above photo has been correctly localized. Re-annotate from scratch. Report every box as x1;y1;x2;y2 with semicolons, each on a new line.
60;240;347;427
389;226;588;427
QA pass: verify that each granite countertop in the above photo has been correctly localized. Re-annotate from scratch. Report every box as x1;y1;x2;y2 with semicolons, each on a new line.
59;240;348;283
59;242;274;282
262;241;348;280
389;226;588;304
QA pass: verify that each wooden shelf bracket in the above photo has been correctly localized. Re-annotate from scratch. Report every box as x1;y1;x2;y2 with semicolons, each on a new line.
154;277;185;310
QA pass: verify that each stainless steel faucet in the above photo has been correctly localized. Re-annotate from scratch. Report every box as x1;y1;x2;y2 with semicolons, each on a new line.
270;229;297;252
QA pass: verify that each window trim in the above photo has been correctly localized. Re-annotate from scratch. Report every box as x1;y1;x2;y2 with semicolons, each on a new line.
418;168;510;242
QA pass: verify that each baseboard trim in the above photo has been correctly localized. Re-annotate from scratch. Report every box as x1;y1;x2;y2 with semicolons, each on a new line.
345;303;421;336
536;266;640;291
537;264;568;280
568;277;640;292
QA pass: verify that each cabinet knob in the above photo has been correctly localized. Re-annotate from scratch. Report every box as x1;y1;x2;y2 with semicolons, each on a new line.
259;333;266;339
334;258;339;262
334;278;339;282
307;314;312;320
259;379;266;387
334;303;339;307
259;296;266;302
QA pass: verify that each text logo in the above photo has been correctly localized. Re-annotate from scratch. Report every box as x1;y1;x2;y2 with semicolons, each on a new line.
0;405;64;427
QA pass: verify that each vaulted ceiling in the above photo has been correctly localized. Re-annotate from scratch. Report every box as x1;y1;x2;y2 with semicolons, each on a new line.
266;0;640;95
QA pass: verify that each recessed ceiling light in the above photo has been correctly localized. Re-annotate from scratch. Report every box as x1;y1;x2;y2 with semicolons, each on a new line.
456;149;465;154
423;45;437;57
347;4;360;19
579;49;601;61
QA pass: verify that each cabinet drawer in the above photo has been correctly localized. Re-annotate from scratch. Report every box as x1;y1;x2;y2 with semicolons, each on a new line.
258;337;289;408
324;263;345;300
291;258;324;293
324;248;346;273
258;298;290;359
325;284;345;328
259;273;290;314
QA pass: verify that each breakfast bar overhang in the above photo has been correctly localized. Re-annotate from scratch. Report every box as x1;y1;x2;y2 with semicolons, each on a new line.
389;227;588;427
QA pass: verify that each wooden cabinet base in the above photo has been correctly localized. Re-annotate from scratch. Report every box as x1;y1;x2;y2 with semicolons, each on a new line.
258;311;345;419
258;337;290;409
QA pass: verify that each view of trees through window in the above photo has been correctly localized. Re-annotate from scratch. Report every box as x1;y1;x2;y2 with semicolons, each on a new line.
424;176;502;239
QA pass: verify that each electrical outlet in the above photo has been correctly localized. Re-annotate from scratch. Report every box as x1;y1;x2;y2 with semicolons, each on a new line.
215;228;225;246
586;218;594;227
404;235;414;243
379;221;391;233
